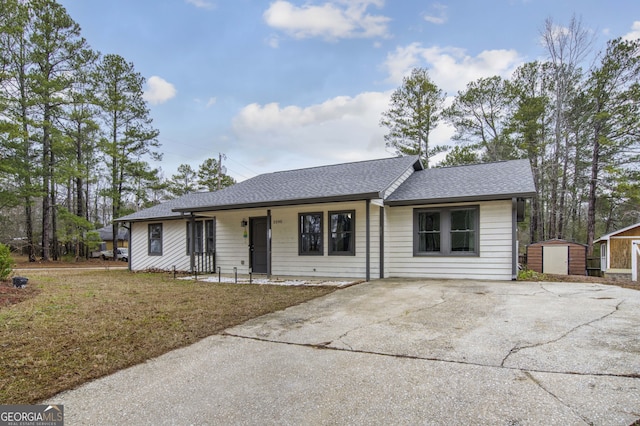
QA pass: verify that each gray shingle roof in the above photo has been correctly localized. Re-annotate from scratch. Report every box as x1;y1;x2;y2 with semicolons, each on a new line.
114;193;208;222
97;224;129;241
116;157;536;222
116;156;421;222
386;159;536;205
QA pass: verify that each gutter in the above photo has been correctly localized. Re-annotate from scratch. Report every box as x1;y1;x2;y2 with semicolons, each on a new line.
171;192;383;214
385;192;537;207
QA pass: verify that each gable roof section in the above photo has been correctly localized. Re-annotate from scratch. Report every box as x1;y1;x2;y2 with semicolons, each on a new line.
97;224;129;241
594;222;640;243
116;156;422;222
386;159;536;206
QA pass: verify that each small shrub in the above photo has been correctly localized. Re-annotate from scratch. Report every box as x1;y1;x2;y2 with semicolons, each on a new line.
517;268;546;281
0;244;14;281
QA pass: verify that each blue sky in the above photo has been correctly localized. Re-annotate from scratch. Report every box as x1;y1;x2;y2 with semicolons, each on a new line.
57;0;640;182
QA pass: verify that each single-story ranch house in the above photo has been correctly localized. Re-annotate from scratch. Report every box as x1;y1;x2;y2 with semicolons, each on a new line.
115;156;536;281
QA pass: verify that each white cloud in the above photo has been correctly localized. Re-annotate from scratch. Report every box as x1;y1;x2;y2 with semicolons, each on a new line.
206;97;217;108
424;3;447;25
623;21;640;41
231;91;395;168
143;76;177;105
266;34;280;48
185;0;215;10
383;43;524;93
263;0;390;41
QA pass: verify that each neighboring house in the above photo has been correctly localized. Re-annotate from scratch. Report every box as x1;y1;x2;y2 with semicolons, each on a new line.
115;156;536;281
96;225;129;251
595;222;640;281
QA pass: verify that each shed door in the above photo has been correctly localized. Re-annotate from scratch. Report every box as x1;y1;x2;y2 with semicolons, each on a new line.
543;245;569;275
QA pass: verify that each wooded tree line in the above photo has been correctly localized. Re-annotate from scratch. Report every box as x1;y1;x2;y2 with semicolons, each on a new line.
0;0;232;260
382;18;640;254
1;2;638;260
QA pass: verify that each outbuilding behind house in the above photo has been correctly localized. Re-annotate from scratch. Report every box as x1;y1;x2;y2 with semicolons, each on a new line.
526;239;587;276
596;222;640;281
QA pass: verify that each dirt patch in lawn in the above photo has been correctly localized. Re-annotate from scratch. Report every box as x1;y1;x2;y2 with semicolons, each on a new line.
0;280;41;307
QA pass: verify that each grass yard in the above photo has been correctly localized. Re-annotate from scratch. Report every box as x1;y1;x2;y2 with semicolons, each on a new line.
0;269;335;404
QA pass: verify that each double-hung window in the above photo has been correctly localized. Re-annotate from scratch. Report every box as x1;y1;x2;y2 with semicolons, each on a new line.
148;223;163;256
187;219;215;255
414;207;478;256
299;213;323;255
329;210;355;255
205;220;215;254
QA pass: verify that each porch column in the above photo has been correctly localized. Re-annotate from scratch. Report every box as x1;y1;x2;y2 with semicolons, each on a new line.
366;200;370;282
379;206;384;279
267;209;272;278
124;222;131;272
512;198;518;280
189;214;196;273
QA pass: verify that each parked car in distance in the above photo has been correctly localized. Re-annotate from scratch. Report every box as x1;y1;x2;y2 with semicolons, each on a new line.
101;247;128;261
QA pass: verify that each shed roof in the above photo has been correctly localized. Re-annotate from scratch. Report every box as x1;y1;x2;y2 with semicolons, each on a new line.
527;238;587;247
97;224;129;241
386;159;536;206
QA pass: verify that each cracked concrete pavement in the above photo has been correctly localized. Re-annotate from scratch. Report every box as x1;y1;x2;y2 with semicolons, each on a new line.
50;279;640;425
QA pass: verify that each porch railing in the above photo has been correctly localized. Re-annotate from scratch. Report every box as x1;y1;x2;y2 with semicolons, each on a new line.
193;252;216;274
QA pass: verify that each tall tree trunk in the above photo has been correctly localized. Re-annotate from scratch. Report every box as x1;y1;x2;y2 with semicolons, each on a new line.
557;134;570;239
41;105;52;261
586;125;600;256
18;49;35;261
76;122;85;257
51;170;58;260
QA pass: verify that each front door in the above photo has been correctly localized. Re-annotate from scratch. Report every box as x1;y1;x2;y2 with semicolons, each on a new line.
250;217;268;273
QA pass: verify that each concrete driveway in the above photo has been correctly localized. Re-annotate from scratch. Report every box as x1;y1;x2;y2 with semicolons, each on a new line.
51;279;640;425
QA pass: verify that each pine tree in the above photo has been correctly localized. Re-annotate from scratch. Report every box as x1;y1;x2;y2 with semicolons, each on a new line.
380;68;446;168
92;54;160;254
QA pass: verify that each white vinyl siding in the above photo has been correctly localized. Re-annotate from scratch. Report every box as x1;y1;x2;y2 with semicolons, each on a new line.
214;209;267;274
131;220;191;271
385;200;513;280
128;202;379;279
268;202;377;279
128;199;512;280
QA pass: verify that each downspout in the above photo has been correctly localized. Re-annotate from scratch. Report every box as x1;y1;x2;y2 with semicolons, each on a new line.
379;206;384;279
122;222;131;272
267;209;272;278
366;200;370;282
512;198;518;280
